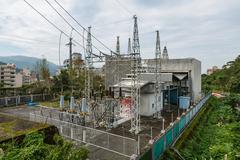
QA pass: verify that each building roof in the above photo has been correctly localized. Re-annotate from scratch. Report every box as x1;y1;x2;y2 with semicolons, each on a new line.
112;79;154;89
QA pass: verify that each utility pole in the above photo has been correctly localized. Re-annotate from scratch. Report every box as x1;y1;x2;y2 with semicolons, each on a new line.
130;15;141;134
66;37;73;69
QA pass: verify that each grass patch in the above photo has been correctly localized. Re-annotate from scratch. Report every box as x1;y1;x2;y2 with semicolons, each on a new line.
39;100;69;108
0;113;48;142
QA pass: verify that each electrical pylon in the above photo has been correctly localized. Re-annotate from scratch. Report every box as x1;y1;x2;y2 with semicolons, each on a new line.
116;36;121;84
154;30;162;119
85;26;93;100
130;15;141;134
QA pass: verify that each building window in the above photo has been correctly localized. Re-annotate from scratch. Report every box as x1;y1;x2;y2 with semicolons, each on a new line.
152;104;154;108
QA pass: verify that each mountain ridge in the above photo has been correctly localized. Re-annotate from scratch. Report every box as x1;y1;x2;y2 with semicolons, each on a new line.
0;55;58;75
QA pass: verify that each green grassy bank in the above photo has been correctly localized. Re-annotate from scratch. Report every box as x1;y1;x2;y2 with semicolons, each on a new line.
162;95;240;160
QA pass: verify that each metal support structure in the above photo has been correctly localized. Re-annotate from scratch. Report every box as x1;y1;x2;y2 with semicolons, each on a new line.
128;37;131;54
154;30;162;119
116;36;121;84
66;37;73;69
130;15;141;134
116;36;120;54
85;26;93;100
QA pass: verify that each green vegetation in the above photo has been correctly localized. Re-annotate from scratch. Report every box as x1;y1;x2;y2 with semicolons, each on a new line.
0;57;105;98
0;132;89;160
39;100;69;108
180;96;240;159
160;55;240;159
51;67;104;99
163;96;240;160
202;55;240;93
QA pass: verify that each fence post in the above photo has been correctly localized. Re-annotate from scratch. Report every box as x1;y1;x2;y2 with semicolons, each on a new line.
18;95;20;104
60;125;63;134
161;118;165;134
5;97;8;106
71;127;73;139
15;97;18;106
31;95;33;102
137;135;140;155
83;129;86;143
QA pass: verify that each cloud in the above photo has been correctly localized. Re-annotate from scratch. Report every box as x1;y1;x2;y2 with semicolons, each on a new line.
0;0;239;73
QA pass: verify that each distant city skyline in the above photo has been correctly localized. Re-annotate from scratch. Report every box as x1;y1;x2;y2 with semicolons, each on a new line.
0;0;240;73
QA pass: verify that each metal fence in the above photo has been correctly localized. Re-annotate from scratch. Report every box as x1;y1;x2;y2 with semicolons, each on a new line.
0;94;51;107
30;108;138;158
138;93;212;160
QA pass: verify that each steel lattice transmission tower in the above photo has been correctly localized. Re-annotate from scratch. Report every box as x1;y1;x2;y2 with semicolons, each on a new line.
116;36;121;84
154;30;162;119
85;26;93;100
130;15;141;134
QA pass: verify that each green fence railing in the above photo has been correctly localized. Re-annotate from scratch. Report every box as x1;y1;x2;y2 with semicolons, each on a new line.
138;94;211;160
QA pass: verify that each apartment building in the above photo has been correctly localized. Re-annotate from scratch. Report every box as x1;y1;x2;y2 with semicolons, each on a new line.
0;63;16;88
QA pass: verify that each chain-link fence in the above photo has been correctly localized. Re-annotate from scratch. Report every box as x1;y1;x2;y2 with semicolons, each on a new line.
30;108;138;158
0;94;51;107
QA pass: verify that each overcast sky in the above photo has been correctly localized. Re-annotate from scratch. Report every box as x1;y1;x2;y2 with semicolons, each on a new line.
0;0;239;73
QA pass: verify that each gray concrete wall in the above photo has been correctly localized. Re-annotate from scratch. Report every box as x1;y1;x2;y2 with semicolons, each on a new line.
140;93;155;116
105;56;131;89
144;58;202;102
105;57;202;103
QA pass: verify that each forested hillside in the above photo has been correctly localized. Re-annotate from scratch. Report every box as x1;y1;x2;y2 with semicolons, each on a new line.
202;55;240;93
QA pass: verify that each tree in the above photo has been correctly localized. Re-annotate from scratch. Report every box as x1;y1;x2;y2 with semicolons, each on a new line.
35;58;51;93
202;55;240;93
51;69;71;95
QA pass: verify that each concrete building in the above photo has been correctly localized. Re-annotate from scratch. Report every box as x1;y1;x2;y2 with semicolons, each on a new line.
0;64;16;88
63;52;84;69
16;68;37;87
207;66;219;75
144;58;202;102
112;80;156;116
105;57;201;103
15;73;23;87
20;68;31;85
104;56;131;89
112;73;173;116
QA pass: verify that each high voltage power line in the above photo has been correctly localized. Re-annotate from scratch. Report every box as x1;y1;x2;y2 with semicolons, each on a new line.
43;0;109;56
24;0;118;57
23;0;83;47
23;0;103;58
0;35;54;44
114;0;133;16
52;0;118;56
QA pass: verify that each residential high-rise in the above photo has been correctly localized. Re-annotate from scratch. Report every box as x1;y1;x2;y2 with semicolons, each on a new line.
0;63;16;88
